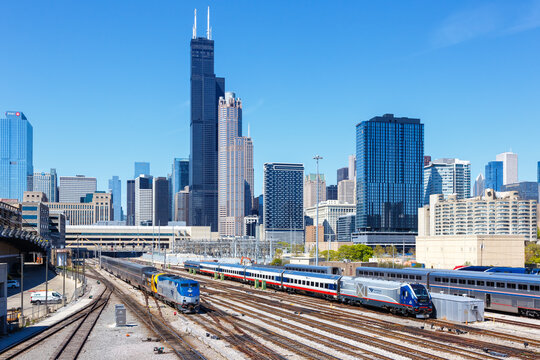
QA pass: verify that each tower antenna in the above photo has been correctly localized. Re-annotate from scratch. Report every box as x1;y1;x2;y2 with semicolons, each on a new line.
207;6;212;40
192;9;197;39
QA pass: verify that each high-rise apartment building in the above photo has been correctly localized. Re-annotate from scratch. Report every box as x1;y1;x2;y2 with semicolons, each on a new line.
134;162;150;178
153;177;170;226
303;174;326;210
135;175;153;225
485;161;503;192
338;179;355;204
326;185;338;200
0;111;33;201
473;173;485;197
32;169;58;202
537;161;540;183
108;176;121;221
356;114;424;233
423;158;471;204
217;92;254;236
59;176;97;203
496;152;518;185
337;167;348;183
263;163;304;244
189;9;225;232
126;180;135;225
170;158;189;217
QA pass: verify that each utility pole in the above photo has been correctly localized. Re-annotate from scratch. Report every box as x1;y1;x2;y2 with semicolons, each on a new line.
62;259;66;307
20;254;24;327
45;255;49;314
313;155;323;266
82;251;86;295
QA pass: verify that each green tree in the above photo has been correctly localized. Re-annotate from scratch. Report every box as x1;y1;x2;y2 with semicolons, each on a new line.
319;250;339;261
270;258;283;266
373;245;385;258
525;243;540;264
291;244;305;255
337;244;373;262
384;245;397;256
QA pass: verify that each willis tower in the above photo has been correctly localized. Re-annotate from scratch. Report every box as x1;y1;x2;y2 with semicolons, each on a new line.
189;8;225;231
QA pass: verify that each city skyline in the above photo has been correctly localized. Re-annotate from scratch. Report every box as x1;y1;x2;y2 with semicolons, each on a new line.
1;1;540;206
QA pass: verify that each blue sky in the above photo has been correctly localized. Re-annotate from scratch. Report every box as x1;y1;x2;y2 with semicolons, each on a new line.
1;1;540;208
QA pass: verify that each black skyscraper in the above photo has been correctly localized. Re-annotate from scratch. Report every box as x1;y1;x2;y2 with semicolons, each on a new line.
189;10;224;231
126;180;135;225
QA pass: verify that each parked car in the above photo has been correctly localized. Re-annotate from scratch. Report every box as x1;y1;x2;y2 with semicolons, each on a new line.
7;280;20;289
30;291;64;305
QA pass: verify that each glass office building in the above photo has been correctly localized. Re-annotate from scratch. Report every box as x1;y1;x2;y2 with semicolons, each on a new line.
485;161;503;191
108;176;122;221
134;162;150;178
0;111;33;201
170;158;189;217
355;114;424;233
33;168;58;202
423;158;471;204
189;31;225;231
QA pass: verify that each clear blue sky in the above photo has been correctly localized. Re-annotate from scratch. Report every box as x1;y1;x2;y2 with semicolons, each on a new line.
2;1;540;209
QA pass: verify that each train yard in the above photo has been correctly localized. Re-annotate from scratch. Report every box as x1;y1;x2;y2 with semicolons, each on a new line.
1;257;539;359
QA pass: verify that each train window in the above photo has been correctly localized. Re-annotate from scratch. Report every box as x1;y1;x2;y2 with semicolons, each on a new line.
397;274;402;279
531;285;540;292
486;281;494;287
459;279;465;284
507;283;516;289
477;281;485;286
369;272;374;276
435;277;441;282
311;281;314;286
496;282;505;288
518;284;528;290
450;279;457;284
416;276;422;280
403;275;409;279
390;274;396;278
442;278;449;283
467;280;475;285
325;284;329;289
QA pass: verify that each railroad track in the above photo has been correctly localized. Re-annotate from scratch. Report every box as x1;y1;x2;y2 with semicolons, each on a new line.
174;267;540;360
51;288;113;359
485;316;540;330
0;286;110;360
90;267;206;360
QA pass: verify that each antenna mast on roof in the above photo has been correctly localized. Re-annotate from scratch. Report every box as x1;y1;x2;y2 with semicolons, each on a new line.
192;9;197;39
207;6;212;40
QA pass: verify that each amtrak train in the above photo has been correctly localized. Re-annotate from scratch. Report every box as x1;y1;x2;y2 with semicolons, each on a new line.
184;261;433;318
101;256;200;313
356;267;540;318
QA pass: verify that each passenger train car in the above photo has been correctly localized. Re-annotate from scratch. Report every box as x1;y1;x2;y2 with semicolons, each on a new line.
355;267;540;317
184;261;432;318
101;256;200;313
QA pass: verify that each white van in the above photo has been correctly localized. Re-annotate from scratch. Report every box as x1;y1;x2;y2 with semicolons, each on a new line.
30;291;64;305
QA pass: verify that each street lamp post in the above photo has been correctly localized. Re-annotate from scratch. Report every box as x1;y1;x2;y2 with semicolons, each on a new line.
313;155;323;266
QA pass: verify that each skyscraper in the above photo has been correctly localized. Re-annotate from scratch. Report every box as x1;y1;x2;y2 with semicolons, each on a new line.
326;185;338;200
108;176;122;221
217;92;254;236
423;158;471;204
189;8;225;231
356;114;424;233
348;155;356;180
170;158;189;217
153;177;170;226
32;168;58;202
126;179;135;225
135;175;153;225
0;111;33;201
263;163;304;244
338;179;355;204
495;152;518;185
174;186;190;223
59;175;97;203
303;174;326;209
538;161;540;183
134;162;150;178
337;167;348;183
473;173;485;197
485;161;503;191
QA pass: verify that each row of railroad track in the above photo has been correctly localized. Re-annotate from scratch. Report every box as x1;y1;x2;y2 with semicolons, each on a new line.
164;264;540;360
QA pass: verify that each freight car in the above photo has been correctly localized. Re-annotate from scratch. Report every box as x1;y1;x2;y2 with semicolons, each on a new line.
101;256;200;313
186;261;432;318
355;266;540;318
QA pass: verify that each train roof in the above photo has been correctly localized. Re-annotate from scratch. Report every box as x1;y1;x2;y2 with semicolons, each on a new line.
357;267;431;275
159;274;198;284
283;270;341;280
284;264;335;270
245;266;284;274
430;270;540;283
341;276;404;287
102;256;156;272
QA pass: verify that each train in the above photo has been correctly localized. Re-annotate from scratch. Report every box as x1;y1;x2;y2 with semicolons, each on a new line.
355;267;540;318
184;260;433;318
454;266;540;275
101;256;200;313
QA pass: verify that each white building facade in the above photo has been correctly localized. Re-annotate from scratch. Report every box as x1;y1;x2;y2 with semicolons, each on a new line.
496;152;518;185
423;158;471;204
304;200;356;241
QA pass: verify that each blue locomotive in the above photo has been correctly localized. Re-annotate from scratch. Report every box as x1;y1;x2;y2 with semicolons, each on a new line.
356;266;540;318
101;256;200;313
184;261;432;318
